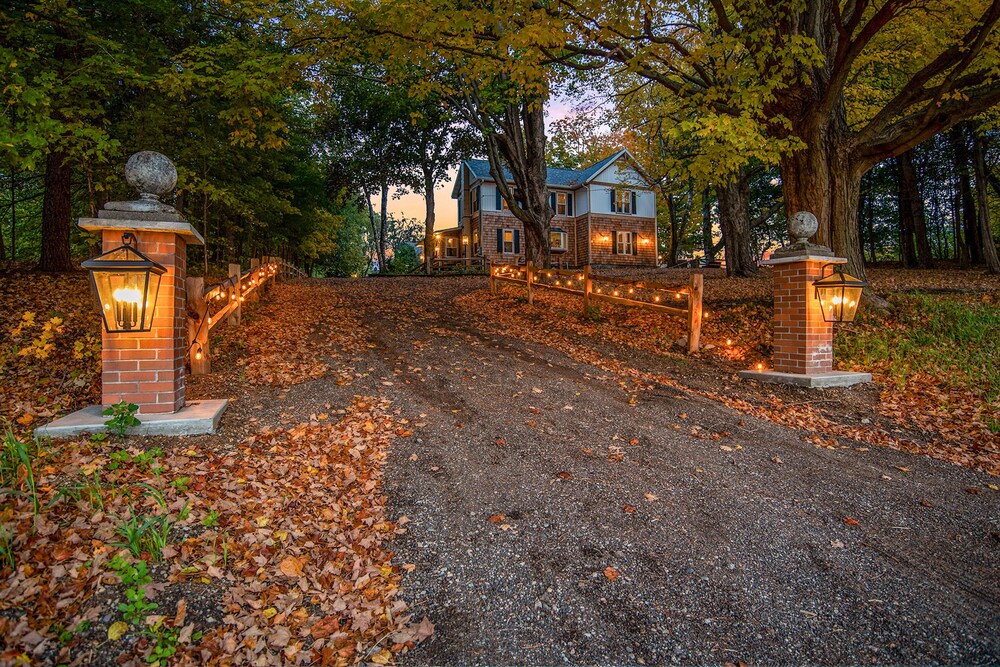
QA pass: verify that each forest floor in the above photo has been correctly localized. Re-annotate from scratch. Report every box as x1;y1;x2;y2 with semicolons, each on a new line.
0;268;998;665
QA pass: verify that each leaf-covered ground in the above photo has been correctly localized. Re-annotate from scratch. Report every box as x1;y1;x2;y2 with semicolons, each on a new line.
1;268;998;665
458;266;1000;475
1;276;430;665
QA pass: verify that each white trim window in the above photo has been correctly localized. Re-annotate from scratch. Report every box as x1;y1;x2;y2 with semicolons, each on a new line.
550;230;568;251
503;229;515;254
471;186;480;213
611;189;636;215
615;231;634;255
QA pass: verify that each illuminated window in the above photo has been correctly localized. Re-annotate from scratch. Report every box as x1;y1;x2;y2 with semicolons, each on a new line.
550;230;568;250
503;229;515;253
615;231;634;255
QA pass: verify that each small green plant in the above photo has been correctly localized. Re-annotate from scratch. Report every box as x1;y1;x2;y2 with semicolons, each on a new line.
1;427;40;515
201;510;220;528
51;620;90;645
0;523;15;571
103;401;140;440
113;486;174;561
169;477;191;493
145;620;179;664
89;432;108;446
109;555;157;625
108;447;163;472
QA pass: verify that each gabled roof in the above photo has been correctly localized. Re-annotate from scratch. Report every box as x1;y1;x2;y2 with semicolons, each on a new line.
453;149;649;198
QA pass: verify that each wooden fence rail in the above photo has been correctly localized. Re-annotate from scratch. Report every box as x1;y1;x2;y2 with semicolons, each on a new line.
490;261;703;353
185;257;286;375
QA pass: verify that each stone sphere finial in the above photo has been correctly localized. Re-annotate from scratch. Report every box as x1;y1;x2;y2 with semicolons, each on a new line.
125;151;177;201
789;211;819;243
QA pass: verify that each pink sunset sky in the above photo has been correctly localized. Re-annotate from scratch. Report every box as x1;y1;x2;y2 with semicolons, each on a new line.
378;97;577;232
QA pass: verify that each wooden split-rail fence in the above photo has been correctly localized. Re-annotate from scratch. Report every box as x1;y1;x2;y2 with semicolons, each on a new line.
489;261;704;353
185;255;292;375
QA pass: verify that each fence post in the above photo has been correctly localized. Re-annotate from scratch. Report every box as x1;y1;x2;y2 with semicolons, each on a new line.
186;277;211;375
228;263;242;327
687;272;703;353
526;261;534;305
583;264;592;311
489;260;496;294
249;258;260;302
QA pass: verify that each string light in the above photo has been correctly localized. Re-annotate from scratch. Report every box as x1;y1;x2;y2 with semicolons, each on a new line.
756;363;763;371
726;339;733;346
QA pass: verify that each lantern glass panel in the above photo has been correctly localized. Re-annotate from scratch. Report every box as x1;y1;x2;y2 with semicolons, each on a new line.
92;270;161;332
814;269;866;323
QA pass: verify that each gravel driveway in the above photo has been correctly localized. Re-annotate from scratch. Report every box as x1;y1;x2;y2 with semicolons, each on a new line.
330;276;999;666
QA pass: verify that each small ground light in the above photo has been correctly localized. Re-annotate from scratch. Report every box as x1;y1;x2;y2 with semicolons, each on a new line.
756;363;763;371
726;339;733;346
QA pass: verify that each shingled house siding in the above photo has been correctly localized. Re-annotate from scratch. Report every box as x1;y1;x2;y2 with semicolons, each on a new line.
480;213;522;266
575;216;590;266
589;214;657;266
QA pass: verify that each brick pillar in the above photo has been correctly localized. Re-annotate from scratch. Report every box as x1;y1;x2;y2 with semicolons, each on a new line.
769;256;844;375
100;230;187;414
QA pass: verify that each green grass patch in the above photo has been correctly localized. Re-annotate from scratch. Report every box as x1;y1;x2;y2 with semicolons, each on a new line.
837;293;999;401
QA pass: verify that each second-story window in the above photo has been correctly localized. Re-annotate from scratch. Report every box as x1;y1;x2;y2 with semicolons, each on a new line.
611;189;636;215
556;192;574;216
471;186;480;213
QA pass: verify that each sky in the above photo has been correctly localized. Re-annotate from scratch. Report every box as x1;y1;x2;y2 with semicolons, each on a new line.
377;97;578;232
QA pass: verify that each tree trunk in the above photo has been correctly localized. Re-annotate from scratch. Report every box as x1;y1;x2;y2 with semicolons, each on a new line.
701;188;713;264
972;130;1000;274
378;186;389;272
951;125;982;264
896;156;918;267
482;102;551;268
423;165;435;274
39;150;74;272
898;150;933;268
716;171;758;277
667;194;680;266
779;110;868;279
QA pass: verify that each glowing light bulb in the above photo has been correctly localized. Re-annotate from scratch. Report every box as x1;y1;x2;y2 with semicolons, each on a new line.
613;290;620;296
654;296;660;302
756;363;763;371
195;350;203;361
113;286;142;305
726;339;733;346
628;288;634;294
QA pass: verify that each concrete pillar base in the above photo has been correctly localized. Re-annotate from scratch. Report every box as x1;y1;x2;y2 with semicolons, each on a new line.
36;399;228;439
738;370;872;388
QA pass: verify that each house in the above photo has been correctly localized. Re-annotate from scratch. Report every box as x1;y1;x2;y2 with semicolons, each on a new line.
437;149;658;267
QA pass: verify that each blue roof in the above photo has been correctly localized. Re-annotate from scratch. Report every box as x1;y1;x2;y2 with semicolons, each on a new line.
460;150;632;193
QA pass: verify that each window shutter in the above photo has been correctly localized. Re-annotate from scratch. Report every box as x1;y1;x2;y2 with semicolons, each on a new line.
568;193;574;217
610;189;616;212
612;232;618;255
631;192;637;215
496;228;503;252
496;188;503;210
513;229;521;254
632;232;638;255
549;192;556;213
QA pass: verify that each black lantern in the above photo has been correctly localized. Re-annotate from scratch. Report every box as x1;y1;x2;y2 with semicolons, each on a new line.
814;264;868;323
82;233;166;333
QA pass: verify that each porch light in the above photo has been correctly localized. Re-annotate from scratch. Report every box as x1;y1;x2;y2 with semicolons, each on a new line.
814;264;867;323
82;232;166;333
